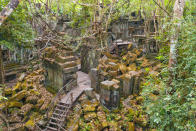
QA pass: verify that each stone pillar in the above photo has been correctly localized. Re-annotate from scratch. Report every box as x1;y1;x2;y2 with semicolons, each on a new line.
81;45;101;73
89;68;99;93
122;71;140;97
133;75;141;95
43;46;78;92
123;74;135;97
80;37;101;73
100;80;120;110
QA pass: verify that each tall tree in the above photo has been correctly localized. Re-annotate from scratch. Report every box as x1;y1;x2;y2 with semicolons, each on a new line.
169;0;185;68
0;0;21;26
168;0;185;85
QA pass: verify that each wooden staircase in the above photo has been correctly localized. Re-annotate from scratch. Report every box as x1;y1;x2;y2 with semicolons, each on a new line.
45;87;87;131
46;101;71;131
42;71;91;131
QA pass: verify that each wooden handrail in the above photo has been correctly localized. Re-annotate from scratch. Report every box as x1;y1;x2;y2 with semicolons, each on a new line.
35;79;75;130
46;80;74;119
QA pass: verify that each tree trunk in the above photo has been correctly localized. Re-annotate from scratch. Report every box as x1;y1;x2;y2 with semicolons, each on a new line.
0;0;21;26
0;46;5;84
169;0;185;68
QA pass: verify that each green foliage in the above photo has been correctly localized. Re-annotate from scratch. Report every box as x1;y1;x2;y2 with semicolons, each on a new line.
0;0;35;49
142;15;196;131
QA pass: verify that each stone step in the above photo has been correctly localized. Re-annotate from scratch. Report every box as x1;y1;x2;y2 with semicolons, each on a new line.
63;66;78;74
59;61;77;68
56;55;76;63
5;66;27;74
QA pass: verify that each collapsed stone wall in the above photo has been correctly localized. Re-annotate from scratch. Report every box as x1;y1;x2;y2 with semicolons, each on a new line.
1;69;53;130
81;16;159;74
109;17;159;54
89;40;161;110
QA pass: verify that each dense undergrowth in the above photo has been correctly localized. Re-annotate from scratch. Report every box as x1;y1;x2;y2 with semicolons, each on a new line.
142;15;196;130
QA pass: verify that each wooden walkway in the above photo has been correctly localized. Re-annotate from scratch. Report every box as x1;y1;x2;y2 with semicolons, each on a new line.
46;71;92;131
60;71;91;104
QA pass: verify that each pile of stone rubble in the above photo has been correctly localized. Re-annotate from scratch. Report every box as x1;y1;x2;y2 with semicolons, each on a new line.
0;69;54;130
89;40;161;110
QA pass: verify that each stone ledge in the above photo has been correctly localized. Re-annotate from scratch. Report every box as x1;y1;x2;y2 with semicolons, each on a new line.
56;55;76;63
59;61;77;68
63;66;78;74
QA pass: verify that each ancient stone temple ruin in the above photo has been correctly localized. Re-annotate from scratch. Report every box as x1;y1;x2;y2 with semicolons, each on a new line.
42;45;78;91
86;17;159;110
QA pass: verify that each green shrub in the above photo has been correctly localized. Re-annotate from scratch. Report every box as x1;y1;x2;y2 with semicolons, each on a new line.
142;15;196;131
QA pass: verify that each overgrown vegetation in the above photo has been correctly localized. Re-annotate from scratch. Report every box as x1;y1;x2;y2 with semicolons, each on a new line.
142;13;196;131
0;0;35;50
0;0;195;130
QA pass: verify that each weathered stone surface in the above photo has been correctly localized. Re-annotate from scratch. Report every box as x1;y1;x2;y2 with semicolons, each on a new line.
97;111;108;128
133;76;141;95
43;46;78;91
89;68;99;93
108;62;118;71
18;73;26;82
59;61;77;68
9;115;22;123
84;88;94;99
20;104;33;116
0;101;22;108
10;90;27;101
35;99;44;110
100;80;118;91
26;95;39;104
81;45;101;73
100;80;120;110
43;46;57;58
122;74;134;97
62;51;74;56
121;71;141;97
84;112;97;122
108;70;118;78
63;66;78;74
56;55;76;63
